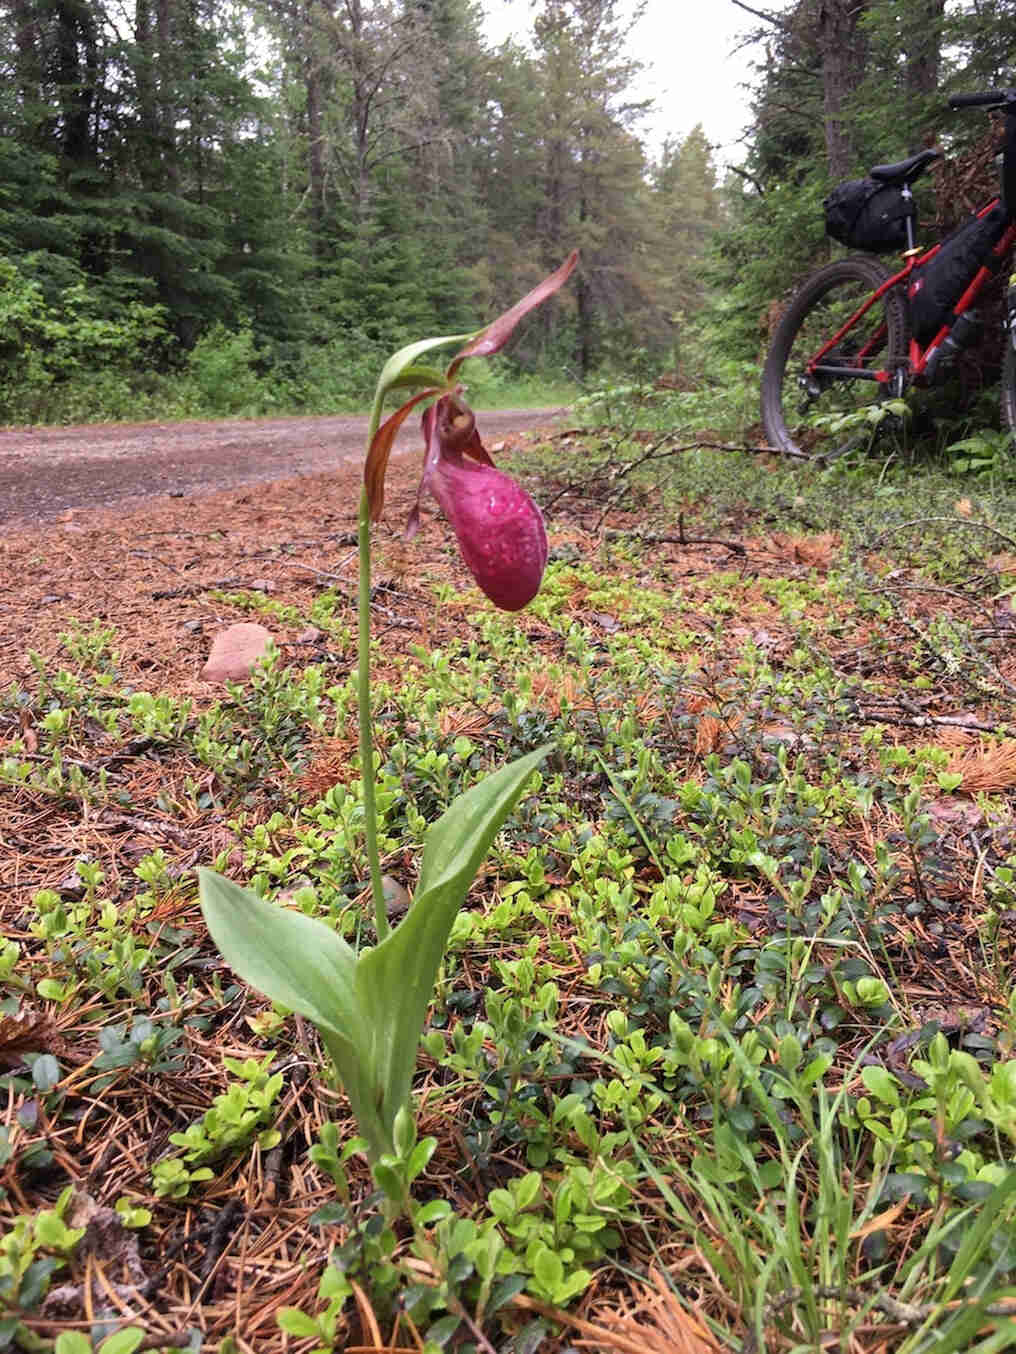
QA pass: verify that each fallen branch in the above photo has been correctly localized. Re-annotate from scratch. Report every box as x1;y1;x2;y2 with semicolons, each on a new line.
872;516;1016;554
741;1284;1016;1354
858;710;1016;737
606;513;746;556
544;436;816;513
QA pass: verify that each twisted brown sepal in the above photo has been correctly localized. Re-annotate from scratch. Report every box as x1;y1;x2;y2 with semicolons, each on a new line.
445;250;580;382
364;387;440;523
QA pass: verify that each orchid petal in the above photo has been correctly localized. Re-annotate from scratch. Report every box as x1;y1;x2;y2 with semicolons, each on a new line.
365;388;440;522
431;394;496;467
445;251;580;382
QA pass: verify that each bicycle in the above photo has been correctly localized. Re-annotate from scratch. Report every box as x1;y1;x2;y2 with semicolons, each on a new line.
761;89;1016;461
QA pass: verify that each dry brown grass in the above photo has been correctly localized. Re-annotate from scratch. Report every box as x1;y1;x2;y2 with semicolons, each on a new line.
945;738;1016;793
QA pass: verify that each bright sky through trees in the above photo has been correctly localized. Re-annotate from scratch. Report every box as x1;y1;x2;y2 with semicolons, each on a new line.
479;0;787;165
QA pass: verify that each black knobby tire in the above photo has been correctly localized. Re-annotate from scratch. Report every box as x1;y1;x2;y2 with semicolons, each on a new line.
761;255;910;460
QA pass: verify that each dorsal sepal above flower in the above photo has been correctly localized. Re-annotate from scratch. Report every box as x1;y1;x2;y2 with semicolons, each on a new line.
445;250;579;382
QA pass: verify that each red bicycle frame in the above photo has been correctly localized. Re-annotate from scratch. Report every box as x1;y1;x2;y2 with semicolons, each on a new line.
806;198;1016;389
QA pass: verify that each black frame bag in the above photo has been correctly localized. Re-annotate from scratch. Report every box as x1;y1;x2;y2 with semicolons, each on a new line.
824;177;914;253
908;202;1009;342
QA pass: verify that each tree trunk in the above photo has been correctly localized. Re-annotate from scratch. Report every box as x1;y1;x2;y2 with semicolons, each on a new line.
818;0;869;179
11;0;42;137
302;0;327;237
135;0;162;189
156;0;179;192
905;0;945;97
904;0;945;149
53;0;97;165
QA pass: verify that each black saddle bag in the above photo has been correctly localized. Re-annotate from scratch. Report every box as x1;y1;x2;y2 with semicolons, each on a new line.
824;177;914;253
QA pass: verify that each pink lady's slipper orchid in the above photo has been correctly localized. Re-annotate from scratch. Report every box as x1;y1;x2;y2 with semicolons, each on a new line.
364;251;578;611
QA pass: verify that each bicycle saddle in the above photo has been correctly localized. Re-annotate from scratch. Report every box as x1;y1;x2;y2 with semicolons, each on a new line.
869;148;942;186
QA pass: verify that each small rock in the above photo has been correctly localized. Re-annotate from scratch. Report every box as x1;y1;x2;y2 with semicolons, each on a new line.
295;626;321;644
249;578;274;593
201;622;272;683
57;873;86;900
382;875;411;920
182;619;203;634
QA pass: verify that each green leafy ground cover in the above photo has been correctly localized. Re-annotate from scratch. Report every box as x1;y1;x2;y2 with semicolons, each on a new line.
3;395;1016;1352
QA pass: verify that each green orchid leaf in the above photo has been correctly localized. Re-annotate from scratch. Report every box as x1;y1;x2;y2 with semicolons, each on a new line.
415;743;552;900
356;743;551;1138
199;868;398;1154
197;868;358;1044
373;333;477;406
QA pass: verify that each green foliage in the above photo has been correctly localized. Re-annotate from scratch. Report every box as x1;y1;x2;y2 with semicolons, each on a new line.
198;744;550;1161
0;1186;84;1311
949;428;1015;478
152;1056;284;1197
167;1054;284;1164
0;257;173;423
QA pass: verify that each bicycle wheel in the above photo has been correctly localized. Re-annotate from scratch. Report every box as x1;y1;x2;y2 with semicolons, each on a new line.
761;255;910;459
1001;338;1016;436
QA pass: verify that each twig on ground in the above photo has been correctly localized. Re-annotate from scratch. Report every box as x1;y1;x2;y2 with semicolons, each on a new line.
740;1284;1016;1354
129;551;192;578
858;710;1016;737
544;435;813;513
872;516;1016;554
199;1197;244;1281
140;1223;215;1300
605;514;746;556
278;551;358;584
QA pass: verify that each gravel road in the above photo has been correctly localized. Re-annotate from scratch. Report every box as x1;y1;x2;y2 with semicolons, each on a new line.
0;408;566;525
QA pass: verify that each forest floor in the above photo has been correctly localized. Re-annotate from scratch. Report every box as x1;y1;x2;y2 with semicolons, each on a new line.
3;407;1016;1354
0;409;566;525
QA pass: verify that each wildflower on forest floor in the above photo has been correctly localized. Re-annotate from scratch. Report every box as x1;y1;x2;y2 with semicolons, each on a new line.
200;251;578;1166
364;251;577;609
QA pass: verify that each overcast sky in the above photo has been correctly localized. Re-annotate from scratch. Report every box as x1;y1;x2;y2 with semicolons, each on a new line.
479;0;780;168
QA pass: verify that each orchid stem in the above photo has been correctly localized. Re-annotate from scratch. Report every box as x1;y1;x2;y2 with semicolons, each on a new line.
360;392;389;944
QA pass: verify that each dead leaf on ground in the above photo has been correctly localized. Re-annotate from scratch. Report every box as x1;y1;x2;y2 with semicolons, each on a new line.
850;1198;910;1241
294;734;358;800
687;692;743;755
767;531;841;570
926;798;984;830
0;1009;66;1066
